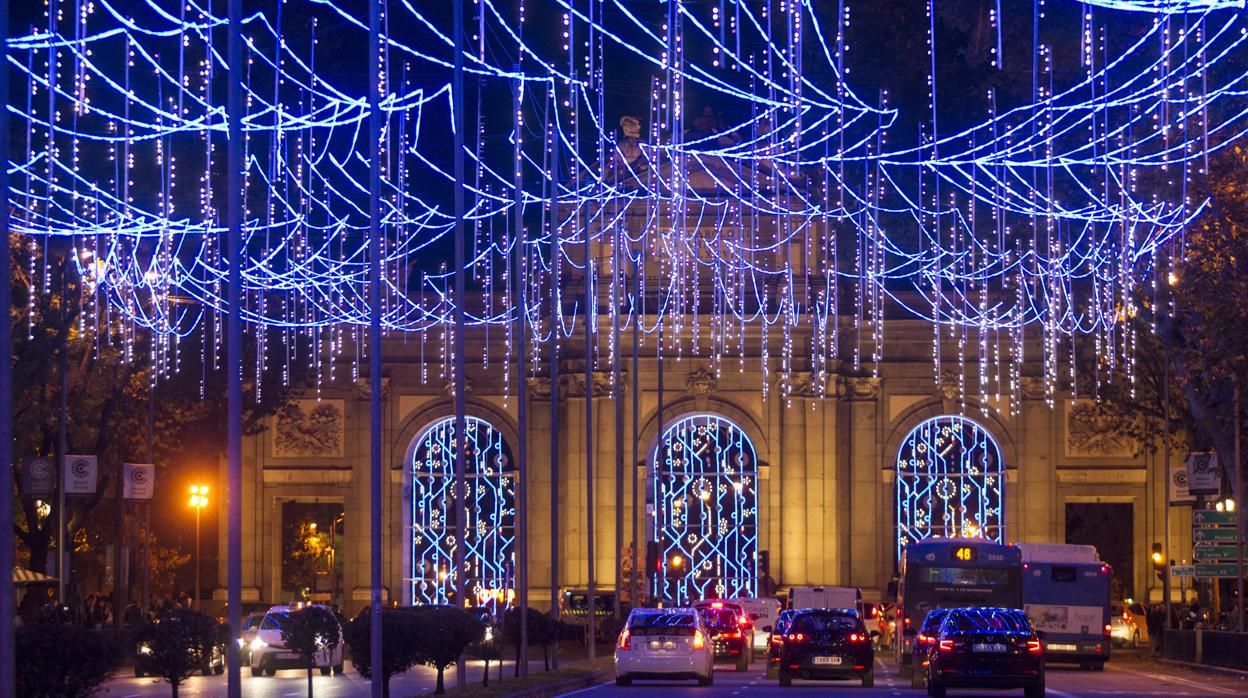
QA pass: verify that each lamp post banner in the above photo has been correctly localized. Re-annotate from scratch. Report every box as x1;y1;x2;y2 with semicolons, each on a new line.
1168;467;1197;504
123;463;155;500
63;455;98;495
21;457;56;497
1184;452;1221;495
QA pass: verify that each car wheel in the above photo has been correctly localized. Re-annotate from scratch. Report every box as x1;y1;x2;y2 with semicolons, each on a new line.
926;679;946;698
766;664;778;679
862;669;874;688
1024;679;1045;698
911;668;926;689
697;673;713;687
320;666;331;676
250;665;263;677
615;675;632;687
1132;631;1140;648
899;661;914;678
779;672;792;688
736;654;749;672
333;663;344;675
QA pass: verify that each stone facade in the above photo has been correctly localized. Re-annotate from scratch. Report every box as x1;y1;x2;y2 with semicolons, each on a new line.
216;319;1188;614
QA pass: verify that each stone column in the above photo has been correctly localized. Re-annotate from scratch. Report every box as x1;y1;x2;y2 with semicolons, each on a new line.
779;384;808;586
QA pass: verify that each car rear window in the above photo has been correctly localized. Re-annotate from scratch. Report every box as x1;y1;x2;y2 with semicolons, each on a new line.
792;612;863;634
919;610;948;633
701;608;740;628
628;612;697;636
260;612;289;630
947;610;1030;634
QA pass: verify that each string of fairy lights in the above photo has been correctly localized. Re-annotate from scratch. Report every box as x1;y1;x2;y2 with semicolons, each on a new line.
7;0;1248;409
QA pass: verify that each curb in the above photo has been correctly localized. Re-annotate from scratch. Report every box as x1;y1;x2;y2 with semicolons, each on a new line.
502;670;613;698
1154;657;1248;681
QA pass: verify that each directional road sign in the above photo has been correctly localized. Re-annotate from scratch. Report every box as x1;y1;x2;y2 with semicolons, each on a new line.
1192;510;1237;526
1193;544;1248;561
1192;527;1240;543
1193;563;1244;578
1170;565;1196;577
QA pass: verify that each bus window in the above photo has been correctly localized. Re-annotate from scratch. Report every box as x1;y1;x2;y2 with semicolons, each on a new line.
920;567;1013;586
1051;566;1077;583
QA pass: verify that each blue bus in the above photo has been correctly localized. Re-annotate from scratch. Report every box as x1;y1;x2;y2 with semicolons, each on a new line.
893;538;1023;677
1019;543;1112;669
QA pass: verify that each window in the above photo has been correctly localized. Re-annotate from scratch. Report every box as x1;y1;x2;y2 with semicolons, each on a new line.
919;566;1013;587
1051;566;1078;583
896;415;1005;560
651;414;759;605
409;416;516;608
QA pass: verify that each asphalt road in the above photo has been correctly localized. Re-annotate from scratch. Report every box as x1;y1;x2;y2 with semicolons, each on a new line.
97;650;1248;697
566;651;1248;698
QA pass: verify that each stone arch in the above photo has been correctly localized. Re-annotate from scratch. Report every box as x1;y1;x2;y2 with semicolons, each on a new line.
637;395;771;467
395;398;521;467
884;399;1017;472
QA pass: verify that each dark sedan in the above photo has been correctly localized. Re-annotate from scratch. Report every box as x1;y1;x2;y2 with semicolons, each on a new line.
697;604;754;671
775;609;874;688
924;607;1044;698
910;608;949;688
766;609;796;679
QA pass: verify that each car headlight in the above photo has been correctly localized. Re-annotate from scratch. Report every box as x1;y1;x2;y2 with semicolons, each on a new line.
249;638;268;652
236;638;246;649
138;643;152;656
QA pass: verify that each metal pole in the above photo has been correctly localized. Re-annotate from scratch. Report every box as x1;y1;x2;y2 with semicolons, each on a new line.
194;507;201;610
367;0;385;694
225;0;244;693
630;254;640;611
584;192;596;663
549;89;562;669
144;385;153;616
451;0;469;688
0;2;16;687
58;333;68;606
1163;356;1172;638
114;464;124;625
1235;386;1244;633
613;229;624;622
513;68;530;678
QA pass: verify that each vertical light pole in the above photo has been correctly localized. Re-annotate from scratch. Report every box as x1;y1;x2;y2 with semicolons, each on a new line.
225;0;245;693
0;0;15;690
189;485;209;610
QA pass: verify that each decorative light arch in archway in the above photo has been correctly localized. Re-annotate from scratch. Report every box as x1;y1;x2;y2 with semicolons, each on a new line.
408;415;516;609
650;414;759;605
896;415;1005;561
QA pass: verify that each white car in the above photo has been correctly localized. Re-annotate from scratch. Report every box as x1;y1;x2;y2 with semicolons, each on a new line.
614;608;714;687
248;605;345;677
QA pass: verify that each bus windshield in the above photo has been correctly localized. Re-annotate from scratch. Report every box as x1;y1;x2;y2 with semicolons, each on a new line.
919;567;1014;587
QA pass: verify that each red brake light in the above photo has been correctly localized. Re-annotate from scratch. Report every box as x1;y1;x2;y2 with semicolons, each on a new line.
1027;640;1042;654
618;628;631;651
739;615;750;625
849;633;866;643
786;633;806;643
938;639;954;652
917;634;933;644
711;602;724;609
693;630;706;650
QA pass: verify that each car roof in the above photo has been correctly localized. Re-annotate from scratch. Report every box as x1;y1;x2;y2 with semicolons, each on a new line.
793;607;859;617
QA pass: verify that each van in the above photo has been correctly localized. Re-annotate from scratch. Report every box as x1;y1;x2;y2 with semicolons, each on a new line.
731;597;783;651
790;586;861;613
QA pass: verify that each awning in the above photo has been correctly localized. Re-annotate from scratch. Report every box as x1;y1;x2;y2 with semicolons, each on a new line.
13;568;57;585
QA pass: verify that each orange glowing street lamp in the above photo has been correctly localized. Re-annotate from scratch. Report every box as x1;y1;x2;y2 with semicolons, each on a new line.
189;484;209;609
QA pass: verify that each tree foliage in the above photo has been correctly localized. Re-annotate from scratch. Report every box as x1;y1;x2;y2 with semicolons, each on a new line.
412;606;484;695
343;608;424;698
16;622;119;698
279;605;342;698
133;609;222;698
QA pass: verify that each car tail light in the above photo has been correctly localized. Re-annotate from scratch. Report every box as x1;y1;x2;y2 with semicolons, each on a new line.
849;633;866;643
917;634;933;645
770;635;783;646
693;630;706;650
618;628;631;651
720;630;741;639
786;633;806;643
1027;640;1042;654
938;639;954;652
739;615;750;626
711;602;724;609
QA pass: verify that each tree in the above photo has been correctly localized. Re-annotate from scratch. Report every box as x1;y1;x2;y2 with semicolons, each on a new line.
133;609;221;698
502;606;557;676
16;623;118;698
412;606;485;695
469;621;505;686
343;608;422;698
279;605;343;698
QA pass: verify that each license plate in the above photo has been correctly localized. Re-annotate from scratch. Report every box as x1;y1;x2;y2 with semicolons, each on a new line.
648;638;677;650
812;656;843;665
972;643;1008;653
1047;643;1077;652
277;652;300;660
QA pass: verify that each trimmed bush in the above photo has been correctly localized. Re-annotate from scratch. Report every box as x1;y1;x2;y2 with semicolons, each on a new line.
16;622;119;698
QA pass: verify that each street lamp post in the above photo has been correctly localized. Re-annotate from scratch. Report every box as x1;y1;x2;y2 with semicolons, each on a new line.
189;485;209;609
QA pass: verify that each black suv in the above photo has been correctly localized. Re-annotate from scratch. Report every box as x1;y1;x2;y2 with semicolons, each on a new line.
775;609;874;688
910;608;949;688
695;602;753;671
924;607;1044;698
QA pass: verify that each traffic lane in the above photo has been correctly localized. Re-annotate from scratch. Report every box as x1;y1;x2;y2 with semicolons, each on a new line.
99;659;532;697
567;655;1248;698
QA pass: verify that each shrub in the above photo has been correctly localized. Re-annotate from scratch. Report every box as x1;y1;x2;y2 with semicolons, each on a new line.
279;605;343;698
16;622;118;698
132;609;221;698
344;608;423;698
468;621;504;686
412;606;484;695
